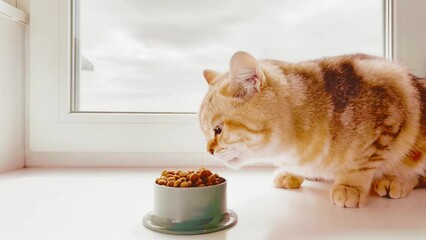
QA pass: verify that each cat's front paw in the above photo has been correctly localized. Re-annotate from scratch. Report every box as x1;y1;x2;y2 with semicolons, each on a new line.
373;176;418;199
273;172;304;189
331;184;368;208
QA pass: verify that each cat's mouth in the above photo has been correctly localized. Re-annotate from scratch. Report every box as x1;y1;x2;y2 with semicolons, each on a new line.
213;149;240;162
212;149;243;169
224;157;239;164
221;157;242;169
213;149;241;169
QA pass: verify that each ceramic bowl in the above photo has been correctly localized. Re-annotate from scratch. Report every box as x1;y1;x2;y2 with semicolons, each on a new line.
143;179;237;235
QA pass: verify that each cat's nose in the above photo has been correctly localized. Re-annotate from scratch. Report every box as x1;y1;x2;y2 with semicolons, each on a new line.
207;141;215;155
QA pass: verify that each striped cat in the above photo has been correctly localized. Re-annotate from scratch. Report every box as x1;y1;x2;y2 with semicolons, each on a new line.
199;51;426;208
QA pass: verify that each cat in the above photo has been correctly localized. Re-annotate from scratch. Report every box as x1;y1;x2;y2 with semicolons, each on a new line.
199;51;426;208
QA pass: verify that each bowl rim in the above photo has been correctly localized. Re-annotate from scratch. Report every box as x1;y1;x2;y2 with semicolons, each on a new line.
154;178;227;190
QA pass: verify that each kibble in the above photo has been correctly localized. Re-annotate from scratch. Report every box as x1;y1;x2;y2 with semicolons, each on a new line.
207;175;216;183
200;169;212;179
155;168;225;187
174;179;182;187
189;173;199;182
166;181;174;187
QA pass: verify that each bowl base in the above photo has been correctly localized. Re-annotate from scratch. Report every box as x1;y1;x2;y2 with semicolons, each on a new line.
143;209;237;235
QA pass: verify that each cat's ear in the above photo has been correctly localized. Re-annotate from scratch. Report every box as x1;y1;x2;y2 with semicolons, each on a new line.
229;51;264;99
203;69;221;85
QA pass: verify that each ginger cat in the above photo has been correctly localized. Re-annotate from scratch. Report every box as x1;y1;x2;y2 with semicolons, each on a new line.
199;51;426;208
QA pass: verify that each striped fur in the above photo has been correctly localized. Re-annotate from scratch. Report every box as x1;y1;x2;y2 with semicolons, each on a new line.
199;51;426;207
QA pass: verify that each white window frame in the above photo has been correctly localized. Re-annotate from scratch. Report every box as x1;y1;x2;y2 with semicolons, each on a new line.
27;0;206;166
26;0;425;167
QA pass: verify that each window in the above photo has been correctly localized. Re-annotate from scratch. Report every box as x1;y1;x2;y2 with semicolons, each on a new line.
27;0;390;166
74;0;384;113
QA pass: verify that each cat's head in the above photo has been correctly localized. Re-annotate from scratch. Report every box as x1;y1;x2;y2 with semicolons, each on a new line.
199;51;283;168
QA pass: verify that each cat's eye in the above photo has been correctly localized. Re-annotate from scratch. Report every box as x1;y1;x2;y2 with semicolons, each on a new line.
214;124;223;136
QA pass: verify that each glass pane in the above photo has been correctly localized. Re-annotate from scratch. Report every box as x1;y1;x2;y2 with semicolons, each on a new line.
75;0;384;113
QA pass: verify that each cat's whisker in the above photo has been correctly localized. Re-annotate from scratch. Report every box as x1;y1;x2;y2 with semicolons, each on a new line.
194;152;211;169
209;154;224;171
206;155;213;169
194;158;205;169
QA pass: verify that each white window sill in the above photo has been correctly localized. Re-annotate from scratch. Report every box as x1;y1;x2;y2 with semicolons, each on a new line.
0;167;425;240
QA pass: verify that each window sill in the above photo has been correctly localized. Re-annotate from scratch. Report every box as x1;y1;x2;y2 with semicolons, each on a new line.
0;167;425;240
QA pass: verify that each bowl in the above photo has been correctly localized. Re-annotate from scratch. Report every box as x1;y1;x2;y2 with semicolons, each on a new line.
143;179;237;235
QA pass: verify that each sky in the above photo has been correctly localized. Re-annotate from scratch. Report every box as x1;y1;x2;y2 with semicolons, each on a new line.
77;0;383;112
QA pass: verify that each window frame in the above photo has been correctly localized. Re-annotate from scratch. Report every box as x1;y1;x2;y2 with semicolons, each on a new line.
26;0;403;167
64;0;198;123
28;0;206;167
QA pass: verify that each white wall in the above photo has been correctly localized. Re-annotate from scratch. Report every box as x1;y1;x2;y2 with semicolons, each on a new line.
2;0;17;7
395;0;426;77
0;15;25;172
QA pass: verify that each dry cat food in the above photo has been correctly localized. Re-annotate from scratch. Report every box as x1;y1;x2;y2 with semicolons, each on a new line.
155;168;225;187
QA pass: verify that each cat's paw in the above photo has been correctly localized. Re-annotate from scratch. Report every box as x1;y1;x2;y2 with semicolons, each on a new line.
273;172;304;189
372;177;418;199
331;184;368;208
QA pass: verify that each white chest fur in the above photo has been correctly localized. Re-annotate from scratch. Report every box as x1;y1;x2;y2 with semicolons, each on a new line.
266;146;335;180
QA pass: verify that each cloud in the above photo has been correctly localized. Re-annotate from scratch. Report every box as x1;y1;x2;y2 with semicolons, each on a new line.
77;0;383;112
